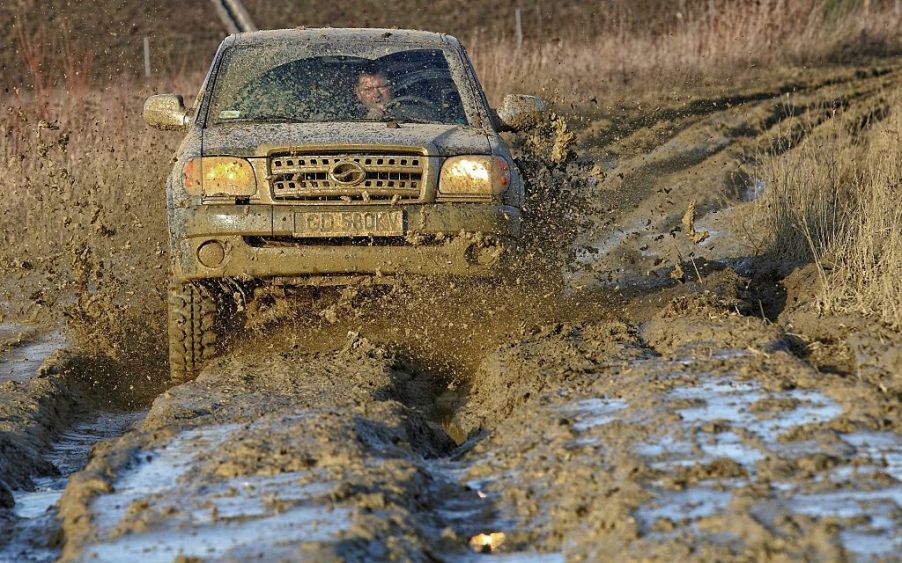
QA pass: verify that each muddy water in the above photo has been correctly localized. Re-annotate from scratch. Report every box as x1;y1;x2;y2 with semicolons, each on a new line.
456;341;901;560
50;339;572;561
41;312;898;562
2;411;145;562
0;326;65;384
83;424;353;561
77;422;559;562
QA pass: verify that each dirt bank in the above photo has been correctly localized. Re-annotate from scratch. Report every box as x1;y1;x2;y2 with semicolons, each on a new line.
0;347;81;494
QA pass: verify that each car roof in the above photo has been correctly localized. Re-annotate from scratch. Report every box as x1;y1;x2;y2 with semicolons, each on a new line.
224;28;456;48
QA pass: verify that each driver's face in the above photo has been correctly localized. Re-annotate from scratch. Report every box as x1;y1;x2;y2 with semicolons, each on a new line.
356;73;392;109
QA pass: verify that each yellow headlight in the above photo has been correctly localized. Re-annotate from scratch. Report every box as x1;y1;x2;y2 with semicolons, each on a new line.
439;155;511;196
183;156;257;197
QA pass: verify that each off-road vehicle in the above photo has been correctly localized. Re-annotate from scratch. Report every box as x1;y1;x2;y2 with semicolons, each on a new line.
144;28;544;382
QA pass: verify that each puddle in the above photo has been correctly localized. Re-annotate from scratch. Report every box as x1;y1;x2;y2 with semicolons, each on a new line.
0;327;65;384
89;424;242;536
82;422;357;561
841;432;902;480
667;379;843;446
636;485;732;527
0;322;36;345
634;374;846;472
2;410;145;563
627;359;900;559
81;418;561;561
87;504;351;562
571;216;666;273
787;486;902;558
13;411;145;519
700;431;763;465
428;457;566;561
743;177;766;201
459;552;566;562
561;397;627;431
574;222;646;264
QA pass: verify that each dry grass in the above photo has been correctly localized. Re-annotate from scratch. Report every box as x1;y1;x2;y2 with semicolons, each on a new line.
756;96;902;328
468;0;902;104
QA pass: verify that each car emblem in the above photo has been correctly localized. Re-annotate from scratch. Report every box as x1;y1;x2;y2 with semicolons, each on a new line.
329;160;367;186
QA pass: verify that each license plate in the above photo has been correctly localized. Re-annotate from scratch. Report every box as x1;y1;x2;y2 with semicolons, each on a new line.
293;210;405;237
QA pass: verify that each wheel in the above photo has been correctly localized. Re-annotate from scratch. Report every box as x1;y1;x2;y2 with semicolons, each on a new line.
167;280;220;383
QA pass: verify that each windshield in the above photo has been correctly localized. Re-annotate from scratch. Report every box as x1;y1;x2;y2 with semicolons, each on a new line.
207;43;472;126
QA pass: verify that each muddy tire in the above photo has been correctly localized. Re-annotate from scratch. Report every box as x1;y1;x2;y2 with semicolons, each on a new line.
168;280;220;384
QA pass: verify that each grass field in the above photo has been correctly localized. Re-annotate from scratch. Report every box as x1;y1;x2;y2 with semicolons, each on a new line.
469;0;902;104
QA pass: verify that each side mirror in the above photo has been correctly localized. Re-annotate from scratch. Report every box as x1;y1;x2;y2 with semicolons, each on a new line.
495;94;545;131
143;94;191;131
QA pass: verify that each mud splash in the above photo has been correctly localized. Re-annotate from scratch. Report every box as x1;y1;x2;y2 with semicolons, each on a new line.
1;63;900;562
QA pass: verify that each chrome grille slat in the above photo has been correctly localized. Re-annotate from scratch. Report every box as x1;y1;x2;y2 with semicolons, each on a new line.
269;151;425;202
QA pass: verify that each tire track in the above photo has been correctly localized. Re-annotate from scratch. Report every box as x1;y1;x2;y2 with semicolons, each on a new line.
568;63;902;290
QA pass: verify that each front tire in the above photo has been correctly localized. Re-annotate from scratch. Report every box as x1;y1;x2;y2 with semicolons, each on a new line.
167;280;219;383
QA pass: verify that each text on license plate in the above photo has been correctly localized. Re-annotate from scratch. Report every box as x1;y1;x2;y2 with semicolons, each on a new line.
293;210;405;237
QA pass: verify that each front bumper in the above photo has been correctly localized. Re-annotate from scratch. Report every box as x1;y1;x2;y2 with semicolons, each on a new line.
170;203;520;281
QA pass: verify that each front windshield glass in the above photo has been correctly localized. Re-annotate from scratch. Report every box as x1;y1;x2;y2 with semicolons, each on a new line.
208;43;471;126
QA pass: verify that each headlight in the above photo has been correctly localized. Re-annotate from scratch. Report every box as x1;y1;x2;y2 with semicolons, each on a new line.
439;155;511;196
182;156;257;196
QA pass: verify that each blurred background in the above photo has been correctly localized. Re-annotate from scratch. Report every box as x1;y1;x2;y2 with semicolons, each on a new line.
3;0;902;102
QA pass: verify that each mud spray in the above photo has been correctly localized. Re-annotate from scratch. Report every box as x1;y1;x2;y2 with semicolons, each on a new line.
2;70;901;560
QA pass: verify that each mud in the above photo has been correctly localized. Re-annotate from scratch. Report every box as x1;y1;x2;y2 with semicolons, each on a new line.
2;411;144;563
1;62;901;561
57;342;481;560
0;348;82;493
457;301;900;560
42;265;902;561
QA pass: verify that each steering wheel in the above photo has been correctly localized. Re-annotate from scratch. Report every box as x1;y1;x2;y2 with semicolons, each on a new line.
384;95;441;120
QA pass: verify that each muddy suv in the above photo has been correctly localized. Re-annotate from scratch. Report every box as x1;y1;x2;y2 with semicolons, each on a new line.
144;28;544;382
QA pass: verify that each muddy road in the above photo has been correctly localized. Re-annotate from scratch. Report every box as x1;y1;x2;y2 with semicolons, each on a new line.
2;64;901;562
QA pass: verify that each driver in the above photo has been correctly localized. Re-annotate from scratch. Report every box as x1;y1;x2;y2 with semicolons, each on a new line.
354;70;393;120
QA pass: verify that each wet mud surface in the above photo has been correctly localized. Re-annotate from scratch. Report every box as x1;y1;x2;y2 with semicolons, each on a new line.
3;411;144;563
2;64;902;561
0;326;65;385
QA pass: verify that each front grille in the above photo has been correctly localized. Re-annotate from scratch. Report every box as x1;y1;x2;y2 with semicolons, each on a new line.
268;151;425;202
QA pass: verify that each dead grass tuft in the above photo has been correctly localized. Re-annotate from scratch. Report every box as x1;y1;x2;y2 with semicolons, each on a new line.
756;95;902;327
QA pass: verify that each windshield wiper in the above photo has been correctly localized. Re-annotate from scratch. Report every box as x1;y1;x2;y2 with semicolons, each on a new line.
215;116;443;125
382;116;440;125
216;115;303;124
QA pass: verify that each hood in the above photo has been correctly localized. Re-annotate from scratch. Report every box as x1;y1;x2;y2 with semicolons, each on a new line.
202;122;491;157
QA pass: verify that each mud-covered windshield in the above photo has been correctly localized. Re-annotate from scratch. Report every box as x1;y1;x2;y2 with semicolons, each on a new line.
208;44;471;125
